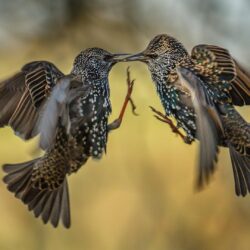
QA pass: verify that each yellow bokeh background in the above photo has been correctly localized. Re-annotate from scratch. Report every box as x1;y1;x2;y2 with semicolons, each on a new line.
0;1;250;249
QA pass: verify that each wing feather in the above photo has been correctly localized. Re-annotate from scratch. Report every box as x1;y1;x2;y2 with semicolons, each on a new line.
177;67;222;189
0;61;64;139
191;45;250;106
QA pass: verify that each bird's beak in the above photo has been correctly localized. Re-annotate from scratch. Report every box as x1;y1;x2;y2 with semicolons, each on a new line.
122;52;147;62
111;53;131;62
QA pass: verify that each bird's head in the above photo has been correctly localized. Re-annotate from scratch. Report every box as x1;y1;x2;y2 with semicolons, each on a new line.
124;34;189;71
72;47;128;80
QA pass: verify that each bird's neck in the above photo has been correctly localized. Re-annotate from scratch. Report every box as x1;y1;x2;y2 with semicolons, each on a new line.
149;67;179;116
150;56;192;115
90;78;110;97
155;79;180;116
87;77;112;113
71;67;110;96
72;71;110;98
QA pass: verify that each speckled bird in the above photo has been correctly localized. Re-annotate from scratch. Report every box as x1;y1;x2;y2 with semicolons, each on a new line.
0;48;132;228
124;34;250;196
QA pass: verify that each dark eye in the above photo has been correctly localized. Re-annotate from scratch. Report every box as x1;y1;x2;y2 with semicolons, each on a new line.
104;55;112;61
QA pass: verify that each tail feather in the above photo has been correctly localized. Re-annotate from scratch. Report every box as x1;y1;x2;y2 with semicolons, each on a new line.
3;160;71;228
3;162;33;195
28;190;47;211
61;181;71;228
50;187;63;227
229;146;250;196
42;192;58;224
3;160;36;173
9;173;31;197
22;185;42;204
32;192;51;217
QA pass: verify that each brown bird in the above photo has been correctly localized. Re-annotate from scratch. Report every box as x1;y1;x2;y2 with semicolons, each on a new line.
124;34;250;196
1;48;135;228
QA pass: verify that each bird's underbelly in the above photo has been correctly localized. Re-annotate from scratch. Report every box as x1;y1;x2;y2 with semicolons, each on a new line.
72;113;109;157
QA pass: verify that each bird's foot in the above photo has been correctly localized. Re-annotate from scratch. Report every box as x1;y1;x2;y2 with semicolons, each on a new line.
125;67;138;116
108;118;121;131
108;67;137;132
149;106;190;144
183;136;192;145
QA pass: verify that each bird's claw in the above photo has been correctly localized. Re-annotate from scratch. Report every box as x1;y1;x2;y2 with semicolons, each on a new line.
108;118;122;131
126;68;138;116
130;97;139;116
149;106;165;118
150;106;190;144
183;136;192;145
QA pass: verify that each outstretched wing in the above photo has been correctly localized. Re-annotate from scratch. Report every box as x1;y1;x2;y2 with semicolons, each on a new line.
191;45;250;106
177;67;223;189
0;61;64;139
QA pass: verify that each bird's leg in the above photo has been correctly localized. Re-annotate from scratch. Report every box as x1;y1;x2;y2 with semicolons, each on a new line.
108;68;137;131
149;106;191;144
126;67;138;116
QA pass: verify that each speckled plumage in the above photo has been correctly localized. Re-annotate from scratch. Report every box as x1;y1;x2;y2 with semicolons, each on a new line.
1;48;122;228
124;34;250;196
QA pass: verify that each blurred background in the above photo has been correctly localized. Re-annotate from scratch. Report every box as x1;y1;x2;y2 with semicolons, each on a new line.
0;0;250;249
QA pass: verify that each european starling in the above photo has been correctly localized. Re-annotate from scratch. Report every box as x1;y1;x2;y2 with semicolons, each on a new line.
124;34;250;196
1;48;134;228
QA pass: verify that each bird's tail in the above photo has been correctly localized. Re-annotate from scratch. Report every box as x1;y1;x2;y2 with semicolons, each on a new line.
229;146;250;197
3;158;71;228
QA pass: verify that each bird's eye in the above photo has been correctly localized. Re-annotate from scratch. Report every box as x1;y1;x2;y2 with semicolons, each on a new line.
104;55;112;61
